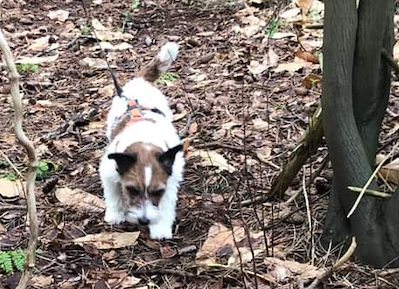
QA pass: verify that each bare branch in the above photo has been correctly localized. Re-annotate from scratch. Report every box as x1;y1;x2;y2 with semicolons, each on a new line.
0;28;39;289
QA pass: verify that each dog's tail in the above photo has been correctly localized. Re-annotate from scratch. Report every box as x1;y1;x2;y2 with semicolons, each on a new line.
139;42;179;82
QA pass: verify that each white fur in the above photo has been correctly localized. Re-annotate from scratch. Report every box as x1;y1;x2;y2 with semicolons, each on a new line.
158;42;179;73
144;166;152;188
100;43;184;240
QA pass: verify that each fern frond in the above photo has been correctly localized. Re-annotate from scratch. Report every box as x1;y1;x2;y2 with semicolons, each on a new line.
0;251;13;274
10;249;26;272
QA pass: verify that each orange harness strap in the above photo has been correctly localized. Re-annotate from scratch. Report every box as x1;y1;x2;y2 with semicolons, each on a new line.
126;99;155;126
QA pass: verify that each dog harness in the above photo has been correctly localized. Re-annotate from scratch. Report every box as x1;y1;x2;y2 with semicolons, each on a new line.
125;98;165;126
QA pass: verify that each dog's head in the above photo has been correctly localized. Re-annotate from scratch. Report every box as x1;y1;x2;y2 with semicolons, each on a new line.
108;142;182;225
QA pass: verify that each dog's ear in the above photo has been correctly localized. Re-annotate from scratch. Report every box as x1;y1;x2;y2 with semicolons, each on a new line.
108;153;137;175
157;144;183;175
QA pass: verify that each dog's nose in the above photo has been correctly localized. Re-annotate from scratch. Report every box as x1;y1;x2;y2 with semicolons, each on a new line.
138;217;150;225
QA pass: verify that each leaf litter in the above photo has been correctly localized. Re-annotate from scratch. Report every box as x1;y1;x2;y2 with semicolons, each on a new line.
1;0;398;288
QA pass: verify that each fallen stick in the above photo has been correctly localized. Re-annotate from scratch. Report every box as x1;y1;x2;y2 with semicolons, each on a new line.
0;29;39;289
269;106;324;198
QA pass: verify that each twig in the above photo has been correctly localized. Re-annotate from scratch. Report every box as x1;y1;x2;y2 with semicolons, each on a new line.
0;29;39;289
347;141;399;218
348;186;392;198
0;149;24;178
305;237;357;289
132;268;209;279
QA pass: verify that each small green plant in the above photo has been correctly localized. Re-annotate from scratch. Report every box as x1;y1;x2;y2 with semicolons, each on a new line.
36;160;59;180
16;63;39;74
6;173;16;181
155;72;180;85
0;252;13;274
130;0;140;9
80;25;90;36
267;19;280;38
0;249;42;274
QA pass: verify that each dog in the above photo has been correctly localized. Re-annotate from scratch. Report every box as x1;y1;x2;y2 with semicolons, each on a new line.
99;42;184;240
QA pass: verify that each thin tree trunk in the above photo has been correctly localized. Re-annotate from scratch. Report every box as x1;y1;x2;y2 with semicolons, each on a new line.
322;0;398;267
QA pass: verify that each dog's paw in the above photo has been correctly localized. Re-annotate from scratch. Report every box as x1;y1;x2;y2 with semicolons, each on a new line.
104;210;125;225
149;223;173;240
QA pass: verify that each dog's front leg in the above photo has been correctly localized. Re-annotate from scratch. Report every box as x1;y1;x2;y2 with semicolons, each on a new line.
149;197;176;240
100;158;125;225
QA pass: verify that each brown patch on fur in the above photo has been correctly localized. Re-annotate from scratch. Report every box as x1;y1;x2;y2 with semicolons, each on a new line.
138;57;170;83
110;114;130;141
119;142;168;207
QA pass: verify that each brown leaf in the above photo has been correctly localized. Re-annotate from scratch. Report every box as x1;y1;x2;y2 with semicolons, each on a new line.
302;73;321;89
160;245;178;259
294;0;314;14
0;178;24;198
189;150;236;173
265;257;324;281
294;51;319;64
189;122;198;134
48;10;69;22
55;187;105;213
376;154;399;184
196;223;271;266
30;275;54;288
98;84;115;98
27;36;50;53
73;232;140;249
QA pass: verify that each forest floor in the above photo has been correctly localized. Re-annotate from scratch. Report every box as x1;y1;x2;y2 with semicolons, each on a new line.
1;0;399;288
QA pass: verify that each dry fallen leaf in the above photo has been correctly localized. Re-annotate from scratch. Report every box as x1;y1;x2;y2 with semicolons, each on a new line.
48;10;69;22
0;178;24;198
295;0;314;14
17;54;59;64
55;187;105;213
73;232;140;249
30;275;54;288
27;36;50;53
252;118;268;131
189;150;236;173
95;42;133;51
295;51;319;64
376;154;399;184
118;276;141;288
232;15;266;38
98;84;115;98
196;223;270;266
273;57;312;73
265;257;324;281
280;8;301;21
80;57;108;69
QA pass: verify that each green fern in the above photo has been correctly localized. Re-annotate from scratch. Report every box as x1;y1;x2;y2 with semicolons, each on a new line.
10;249;26;272
0;249;42;274
0;252;13;274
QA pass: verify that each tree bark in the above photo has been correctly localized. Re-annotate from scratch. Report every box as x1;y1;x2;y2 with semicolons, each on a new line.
322;0;398;267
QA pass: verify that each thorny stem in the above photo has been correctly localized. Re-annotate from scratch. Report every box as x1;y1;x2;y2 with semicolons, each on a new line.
0;29;39;289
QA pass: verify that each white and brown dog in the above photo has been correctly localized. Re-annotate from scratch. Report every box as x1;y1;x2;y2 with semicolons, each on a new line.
99;43;184;239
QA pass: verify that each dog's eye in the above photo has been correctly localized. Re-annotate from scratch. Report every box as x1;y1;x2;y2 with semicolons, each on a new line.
151;189;165;196
126;186;140;196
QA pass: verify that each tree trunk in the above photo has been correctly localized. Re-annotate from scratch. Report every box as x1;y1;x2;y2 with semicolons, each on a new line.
322;0;399;267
